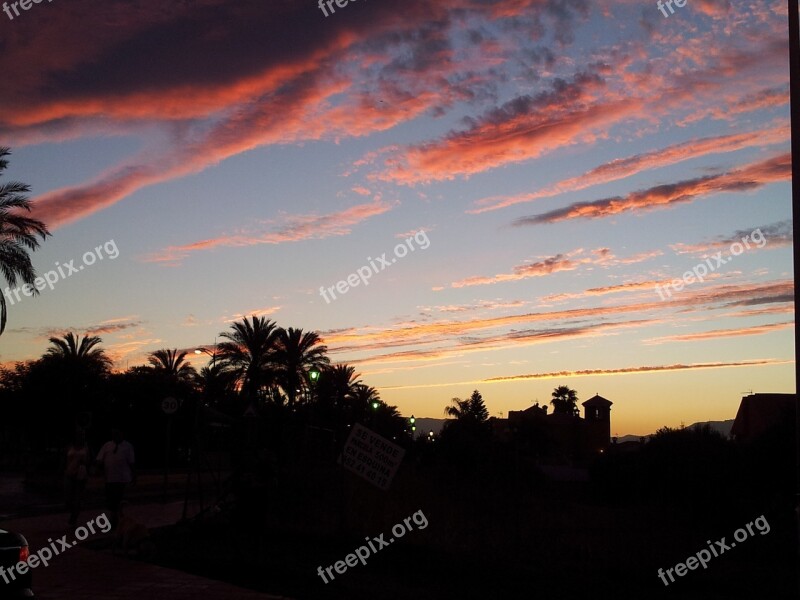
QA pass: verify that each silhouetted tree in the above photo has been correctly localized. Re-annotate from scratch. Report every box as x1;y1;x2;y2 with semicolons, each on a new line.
42;332;113;376
318;363;361;412
0;361;35;466
591;423;739;514
444;390;489;424
197;363;239;413
440;390;492;471
550;385;579;416
273;327;329;408
147;348;197;383
217;316;279;411
0;147;50;335
31;333;113;446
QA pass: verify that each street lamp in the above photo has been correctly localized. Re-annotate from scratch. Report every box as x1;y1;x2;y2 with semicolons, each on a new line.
194;346;217;367
184;338;217;520
306;367;321;405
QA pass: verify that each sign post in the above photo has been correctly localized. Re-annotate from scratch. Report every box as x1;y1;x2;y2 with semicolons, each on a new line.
161;397;179;502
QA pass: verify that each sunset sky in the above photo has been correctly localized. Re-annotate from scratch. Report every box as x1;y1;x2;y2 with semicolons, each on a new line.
0;0;794;436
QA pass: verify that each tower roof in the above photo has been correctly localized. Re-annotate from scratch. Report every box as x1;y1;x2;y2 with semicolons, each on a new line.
582;394;612;407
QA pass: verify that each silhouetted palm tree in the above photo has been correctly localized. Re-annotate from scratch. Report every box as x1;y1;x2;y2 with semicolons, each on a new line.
273;327;329;408
441;390;491;463
147;348;196;382
444;397;469;420
444;390;489;423
197;363;239;412
43;332;112;374
321;364;362;410
217;316;279;408
349;383;380;422
550;385;579;416
351;383;380;406
0;147;50;335
39;332;112;424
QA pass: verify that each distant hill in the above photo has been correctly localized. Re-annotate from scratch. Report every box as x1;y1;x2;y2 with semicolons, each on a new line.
687;419;735;437
413;417;446;436
413;417;736;441
616;419;735;442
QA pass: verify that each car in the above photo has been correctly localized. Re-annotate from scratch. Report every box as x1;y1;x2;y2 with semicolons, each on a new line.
0;529;33;598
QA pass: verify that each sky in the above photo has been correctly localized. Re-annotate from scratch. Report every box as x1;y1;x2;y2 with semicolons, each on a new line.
0;0;794;436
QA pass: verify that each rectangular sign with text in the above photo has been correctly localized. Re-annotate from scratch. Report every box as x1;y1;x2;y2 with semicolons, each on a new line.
339;423;405;490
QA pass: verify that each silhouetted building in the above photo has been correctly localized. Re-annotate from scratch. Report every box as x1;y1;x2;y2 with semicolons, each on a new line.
506;394;613;461
582;394;613;454
730;393;795;442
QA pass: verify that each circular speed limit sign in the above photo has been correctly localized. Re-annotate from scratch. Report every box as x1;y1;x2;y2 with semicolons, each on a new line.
161;396;179;414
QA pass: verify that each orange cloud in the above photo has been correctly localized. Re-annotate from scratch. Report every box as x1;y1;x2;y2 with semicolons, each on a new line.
16;0;594;229
347;319;660;366
481;358;790;383
515;153;790;225
322;280;793;362
450;251;585;288
380;72;638;184
373;35;787;187
141;198;395;265
541;279;673;303
644;321;793;344
669;220;792;255
223;306;283;323
469;123;788;213
678;86;789;126
449;247;661;289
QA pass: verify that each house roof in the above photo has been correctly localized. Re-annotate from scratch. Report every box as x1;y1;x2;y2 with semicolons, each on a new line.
731;393;795;440
582;394;612;407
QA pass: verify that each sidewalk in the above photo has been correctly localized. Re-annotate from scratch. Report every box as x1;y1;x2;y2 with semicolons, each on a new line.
1;501;293;599
0;471;219;519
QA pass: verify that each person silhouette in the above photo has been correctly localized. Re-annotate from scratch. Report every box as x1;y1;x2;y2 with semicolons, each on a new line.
64;428;89;526
95;428;135;529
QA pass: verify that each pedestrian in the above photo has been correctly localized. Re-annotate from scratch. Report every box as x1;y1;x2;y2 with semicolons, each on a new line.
64;428;89;526
95;428;135;530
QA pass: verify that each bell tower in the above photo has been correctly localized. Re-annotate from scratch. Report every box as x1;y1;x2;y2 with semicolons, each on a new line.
581;394;612;454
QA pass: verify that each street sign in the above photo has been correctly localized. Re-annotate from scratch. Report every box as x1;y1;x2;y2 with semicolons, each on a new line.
339;423;405;490
161;396;179;414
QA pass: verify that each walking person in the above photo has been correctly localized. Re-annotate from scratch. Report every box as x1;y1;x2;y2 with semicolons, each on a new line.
95;428;135;530
64;428;89;526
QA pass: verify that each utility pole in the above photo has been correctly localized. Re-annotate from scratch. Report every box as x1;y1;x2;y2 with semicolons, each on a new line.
787;0;800;593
